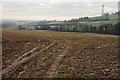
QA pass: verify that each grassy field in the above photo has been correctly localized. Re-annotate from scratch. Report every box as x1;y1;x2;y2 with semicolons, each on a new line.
2;30;120;78
84;19;118;27
83;14;119;27
90;14;119;20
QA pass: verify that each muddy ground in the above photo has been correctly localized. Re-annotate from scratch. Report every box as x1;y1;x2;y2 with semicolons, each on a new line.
2;30;120;79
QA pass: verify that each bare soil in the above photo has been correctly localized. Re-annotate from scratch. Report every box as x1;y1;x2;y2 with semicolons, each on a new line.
2;30;120;79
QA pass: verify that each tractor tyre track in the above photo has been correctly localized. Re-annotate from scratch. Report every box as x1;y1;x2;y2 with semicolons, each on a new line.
46;46;68;78
1;40;56;75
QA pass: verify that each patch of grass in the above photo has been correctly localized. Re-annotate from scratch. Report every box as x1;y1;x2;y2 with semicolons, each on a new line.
65;73;76;78
56;73;76;78
85;73;96;78
2;74;11;78
46;60;54;65
55;76;66;78
99;49;113;54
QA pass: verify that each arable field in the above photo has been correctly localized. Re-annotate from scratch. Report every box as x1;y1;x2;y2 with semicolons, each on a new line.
2;30;120;79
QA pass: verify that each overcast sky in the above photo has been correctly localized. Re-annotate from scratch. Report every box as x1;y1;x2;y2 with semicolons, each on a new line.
0;0;119;20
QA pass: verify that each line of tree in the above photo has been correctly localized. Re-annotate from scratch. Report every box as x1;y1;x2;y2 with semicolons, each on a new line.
65;11;120;23
33;22;120;35
65;15;110;22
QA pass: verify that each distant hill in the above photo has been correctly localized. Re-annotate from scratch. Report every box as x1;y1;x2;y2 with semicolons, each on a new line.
90;14;118;20
79;14;119;27
2;13;119;29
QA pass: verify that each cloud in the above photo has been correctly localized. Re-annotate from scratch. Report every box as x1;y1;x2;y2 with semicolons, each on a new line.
1;0;120;2
1;1;118;20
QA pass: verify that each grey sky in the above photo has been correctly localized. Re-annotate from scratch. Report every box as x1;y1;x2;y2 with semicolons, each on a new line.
0;0;119;20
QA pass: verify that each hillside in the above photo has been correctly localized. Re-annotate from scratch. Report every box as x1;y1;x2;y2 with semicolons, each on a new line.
2;14;119;30
90;14;118;20
80;14;119;27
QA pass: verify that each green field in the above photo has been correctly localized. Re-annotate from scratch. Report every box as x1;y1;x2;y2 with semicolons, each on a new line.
90;14;119;20
83;19;118;27
79;14;119;27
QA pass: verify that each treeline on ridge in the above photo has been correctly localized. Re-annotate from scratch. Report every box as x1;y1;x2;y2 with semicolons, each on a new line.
31;22;120;35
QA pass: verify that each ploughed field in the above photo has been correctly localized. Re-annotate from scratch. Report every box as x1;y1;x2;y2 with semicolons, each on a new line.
2;30;119;78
